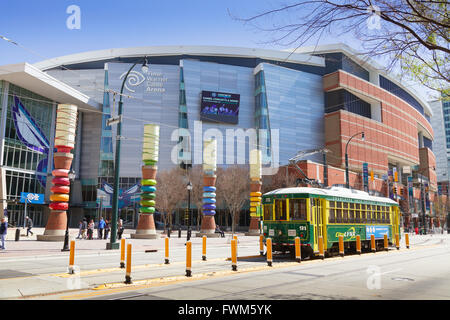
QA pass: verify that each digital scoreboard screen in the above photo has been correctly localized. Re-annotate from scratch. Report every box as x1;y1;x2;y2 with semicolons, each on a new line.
200;91;240;124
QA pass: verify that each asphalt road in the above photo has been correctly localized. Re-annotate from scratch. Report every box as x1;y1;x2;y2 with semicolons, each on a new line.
1;233;447;301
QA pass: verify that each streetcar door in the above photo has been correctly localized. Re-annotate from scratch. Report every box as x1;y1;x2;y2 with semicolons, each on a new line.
312;198;324;252
392;206;400;237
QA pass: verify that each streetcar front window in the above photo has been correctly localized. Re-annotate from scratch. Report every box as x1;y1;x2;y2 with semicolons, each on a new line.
289;199;307;220
275;199;287;220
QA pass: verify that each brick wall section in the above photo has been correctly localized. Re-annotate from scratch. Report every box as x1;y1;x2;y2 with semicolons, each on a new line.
323;70;437;188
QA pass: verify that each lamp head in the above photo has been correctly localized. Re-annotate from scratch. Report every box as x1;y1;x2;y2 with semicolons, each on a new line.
187;181;193;191
141;57;149;74
68;169;76;181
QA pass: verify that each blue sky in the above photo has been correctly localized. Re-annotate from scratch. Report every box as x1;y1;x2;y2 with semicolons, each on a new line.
0;0;349;65
0;0;433;99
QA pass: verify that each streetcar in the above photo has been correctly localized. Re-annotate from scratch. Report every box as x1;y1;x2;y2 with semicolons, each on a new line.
261;186;400;258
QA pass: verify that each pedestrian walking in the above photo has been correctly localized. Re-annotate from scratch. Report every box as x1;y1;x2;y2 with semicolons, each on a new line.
117;218;124;240
25;216;33;236
87;219;94;240
76;220;83;239
104;219;110;239
98;217;105;239
81;218;87;239
0;217;7;250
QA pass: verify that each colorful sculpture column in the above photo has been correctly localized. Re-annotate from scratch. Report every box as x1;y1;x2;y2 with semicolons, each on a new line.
131;124;160;239
246;149;262;236
196;139;219;237
37;104;77;241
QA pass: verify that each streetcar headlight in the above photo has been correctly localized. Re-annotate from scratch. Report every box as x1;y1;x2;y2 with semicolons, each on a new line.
278;230;282;236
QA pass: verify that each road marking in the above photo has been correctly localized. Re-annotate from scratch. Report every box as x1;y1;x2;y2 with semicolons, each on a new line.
51;257;227;278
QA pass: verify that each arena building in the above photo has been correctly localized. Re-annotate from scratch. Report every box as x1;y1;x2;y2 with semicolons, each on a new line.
0;44;443;230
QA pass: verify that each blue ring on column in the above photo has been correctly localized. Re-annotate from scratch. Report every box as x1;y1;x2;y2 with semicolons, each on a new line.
203;192;216;198
203;210;216;216
203;204;216;210
203;186;216;192
141;186;156;193
203;198;216;204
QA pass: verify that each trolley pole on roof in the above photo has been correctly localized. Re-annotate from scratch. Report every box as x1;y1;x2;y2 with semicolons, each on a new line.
289;148;330;188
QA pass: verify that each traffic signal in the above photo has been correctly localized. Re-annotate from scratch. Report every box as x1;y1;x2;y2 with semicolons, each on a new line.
370;170;374;181
393;187;397;194
400;188;404;196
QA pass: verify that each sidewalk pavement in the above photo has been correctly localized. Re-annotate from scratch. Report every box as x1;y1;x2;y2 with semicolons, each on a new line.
0;227;252;259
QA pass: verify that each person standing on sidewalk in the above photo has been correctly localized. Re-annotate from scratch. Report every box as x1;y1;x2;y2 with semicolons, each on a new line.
104;219;110;239
87;219;94;240
117;218;124;240
0;217;7;250
98;217;105;239
25;216;33;236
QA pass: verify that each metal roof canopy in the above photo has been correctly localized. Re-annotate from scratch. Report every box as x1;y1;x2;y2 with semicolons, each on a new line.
0;63;100;111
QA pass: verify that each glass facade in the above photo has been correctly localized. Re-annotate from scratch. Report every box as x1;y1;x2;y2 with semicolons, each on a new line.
320;52;370;81
99;66;114;177
254;70;272;162
261;63;324;165
1;83;56;227
3;84;53;195
325;89;371;119
379;75;425;117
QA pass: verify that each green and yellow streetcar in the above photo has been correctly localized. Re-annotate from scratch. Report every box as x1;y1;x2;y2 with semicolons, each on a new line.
261;186;400;258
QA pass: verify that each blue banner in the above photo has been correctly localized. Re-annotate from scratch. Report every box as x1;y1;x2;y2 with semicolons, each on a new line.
20;192;45;204
366;225;390;240
363;163;369;190
407;176;413;197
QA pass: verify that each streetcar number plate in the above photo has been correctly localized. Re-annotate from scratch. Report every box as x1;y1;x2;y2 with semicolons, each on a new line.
269;229;274;236
288;229;296;237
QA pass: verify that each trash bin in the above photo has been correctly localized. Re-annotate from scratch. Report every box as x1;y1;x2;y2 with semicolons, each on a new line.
15;228;20;241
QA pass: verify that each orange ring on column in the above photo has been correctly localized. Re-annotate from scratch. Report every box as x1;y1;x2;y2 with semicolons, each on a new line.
52;169;69;177
51;186;70;194
49;202;69;211
50;194;70;202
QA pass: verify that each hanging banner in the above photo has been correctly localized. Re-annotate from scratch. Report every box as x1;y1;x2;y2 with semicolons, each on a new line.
408;176;413;197
363;162;369;192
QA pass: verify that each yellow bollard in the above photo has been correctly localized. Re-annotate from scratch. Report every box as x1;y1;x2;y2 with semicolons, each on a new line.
371;234;376;252
266;238;273;267
202;236;207;261
231;239;237;271
318;236;324;260
165;237;170;264
120;238;126;268
68;240;75;274
405;233;410;249
395;233;400;250
125;244;132;284
356;235;361;255
295;237;301;263
339;235;344;257
384;234;389;251
186;240;192;277
259;235;264;256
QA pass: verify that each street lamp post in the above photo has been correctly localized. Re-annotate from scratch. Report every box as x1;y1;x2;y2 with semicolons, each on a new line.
62;169;76;252
186;181;192;241
107;57;148;250
345;132;365;189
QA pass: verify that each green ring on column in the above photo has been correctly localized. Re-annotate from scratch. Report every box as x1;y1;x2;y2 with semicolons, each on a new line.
141;193;156;200
142;179;157;186
140;207;155;213
141;200;156;207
